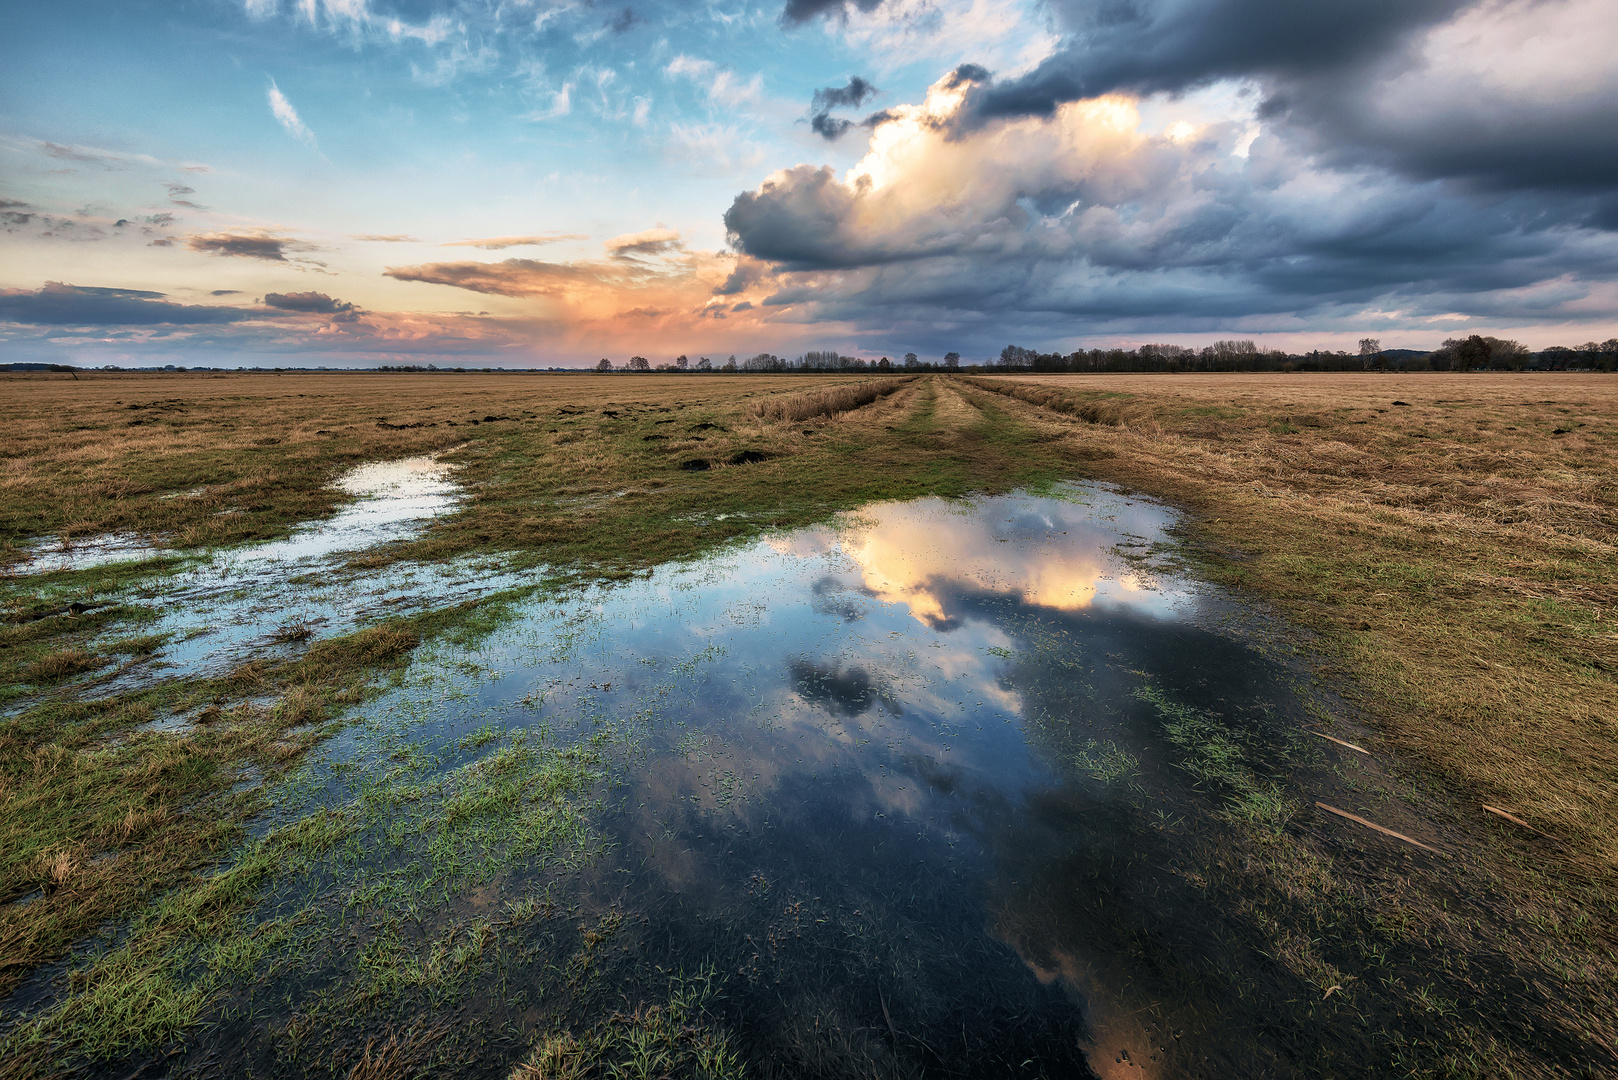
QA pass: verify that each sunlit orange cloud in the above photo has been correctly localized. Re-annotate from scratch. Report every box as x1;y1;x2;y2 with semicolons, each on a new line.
995;937;1168;1080
379;234;828;360
772;500;1178;629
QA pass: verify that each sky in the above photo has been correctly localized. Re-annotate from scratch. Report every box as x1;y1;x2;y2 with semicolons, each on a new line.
2;0;1616;368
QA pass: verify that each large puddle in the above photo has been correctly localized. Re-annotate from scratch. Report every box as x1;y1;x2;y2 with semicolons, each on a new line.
79;484;1365;1078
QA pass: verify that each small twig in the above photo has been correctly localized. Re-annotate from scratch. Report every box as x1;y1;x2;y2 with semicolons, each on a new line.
1306;730;1370;754
1316;801;1444;855
1482;803;1557;840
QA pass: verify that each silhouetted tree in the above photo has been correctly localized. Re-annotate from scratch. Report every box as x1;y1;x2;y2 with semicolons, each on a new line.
595;358;613;371
1360;337;1383;371
943;352;960;369
1455;335;1491;371
627;356;651;371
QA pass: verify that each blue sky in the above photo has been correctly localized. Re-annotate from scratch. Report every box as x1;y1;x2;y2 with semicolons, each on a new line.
3;0;1616;366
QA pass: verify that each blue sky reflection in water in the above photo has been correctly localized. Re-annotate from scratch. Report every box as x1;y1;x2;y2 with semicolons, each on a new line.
213;486;1337;1076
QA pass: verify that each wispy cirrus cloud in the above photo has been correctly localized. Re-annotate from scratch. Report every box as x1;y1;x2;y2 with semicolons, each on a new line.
3;136;213;174
440;233;589;250
665;55;765;108
605;228;683;258
267;80;316;147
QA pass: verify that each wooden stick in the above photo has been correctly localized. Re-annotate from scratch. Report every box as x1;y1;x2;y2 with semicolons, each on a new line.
1306;730;1370;754
1482;803;1556;840
1315;802;1443;855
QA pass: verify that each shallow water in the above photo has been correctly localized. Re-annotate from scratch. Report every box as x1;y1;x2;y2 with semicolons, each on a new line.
159;485;1352;1078
4;451;461;578
10;453;496;693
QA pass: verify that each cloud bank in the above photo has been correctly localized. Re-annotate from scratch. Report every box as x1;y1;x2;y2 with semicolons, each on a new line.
720;0;1618;347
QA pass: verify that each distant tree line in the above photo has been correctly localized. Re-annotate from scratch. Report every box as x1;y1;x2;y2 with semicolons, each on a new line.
591;351;947;373
56;335;1618;376
582;336;1618;375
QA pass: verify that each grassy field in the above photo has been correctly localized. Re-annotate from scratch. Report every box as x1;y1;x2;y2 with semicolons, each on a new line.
2;369;1615;1077
974;372;1618;877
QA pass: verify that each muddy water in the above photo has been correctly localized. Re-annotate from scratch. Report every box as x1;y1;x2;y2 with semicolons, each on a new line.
168;485;1355;1079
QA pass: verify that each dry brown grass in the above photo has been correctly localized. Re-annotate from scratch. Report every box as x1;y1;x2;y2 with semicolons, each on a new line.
28;844;83;892
750;376;911;422
25;646;102;683
344;1024;449;1080
966;372;1618;881
0;371;866;560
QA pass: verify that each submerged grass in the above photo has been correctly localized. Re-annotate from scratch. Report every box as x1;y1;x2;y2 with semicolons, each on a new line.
509;969;744;1080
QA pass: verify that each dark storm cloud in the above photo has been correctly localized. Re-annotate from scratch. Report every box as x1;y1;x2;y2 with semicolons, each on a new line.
727;165;928;269
780;0;883;25
812;75;878;113
0;282;259;325
810;115;854;140
955;0;1618;197
263;291;360;317
722;110;1618;336
971;0;1462;116
807;76;878;141
1276;69;1618;196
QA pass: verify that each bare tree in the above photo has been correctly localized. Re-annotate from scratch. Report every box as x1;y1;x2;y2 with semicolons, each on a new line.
627;356;651;371
595;358;612;371
903;352;919;368
943;352;960;369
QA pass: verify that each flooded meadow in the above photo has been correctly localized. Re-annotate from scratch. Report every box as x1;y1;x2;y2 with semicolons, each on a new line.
5;469;1470;1078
